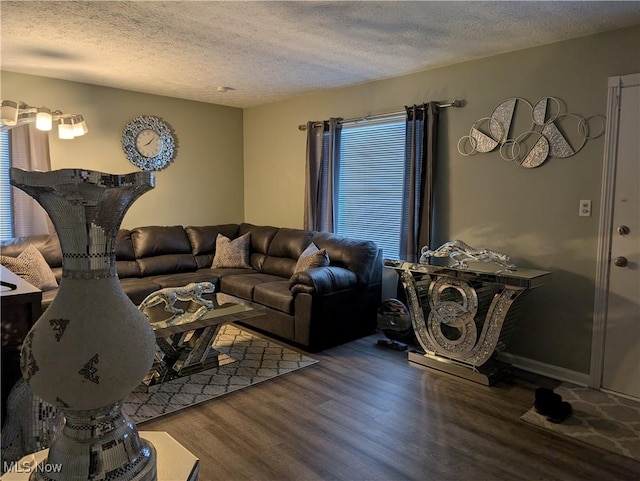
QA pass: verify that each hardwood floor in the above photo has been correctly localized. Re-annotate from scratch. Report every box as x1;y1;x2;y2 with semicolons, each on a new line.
143;331;640;481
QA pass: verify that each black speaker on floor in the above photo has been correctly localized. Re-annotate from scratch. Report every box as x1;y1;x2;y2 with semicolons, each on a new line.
376;298;415;351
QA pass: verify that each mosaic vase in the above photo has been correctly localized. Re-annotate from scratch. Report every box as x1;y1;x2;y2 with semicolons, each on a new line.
10;168;158;481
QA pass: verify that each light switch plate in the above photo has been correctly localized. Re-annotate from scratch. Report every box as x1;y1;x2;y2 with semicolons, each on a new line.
579;199;592;217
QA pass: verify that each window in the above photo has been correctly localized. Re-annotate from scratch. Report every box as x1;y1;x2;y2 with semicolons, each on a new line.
335;117;405;258
0;131;12;240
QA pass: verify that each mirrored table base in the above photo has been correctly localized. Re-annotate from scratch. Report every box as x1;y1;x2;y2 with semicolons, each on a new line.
408;350;512;386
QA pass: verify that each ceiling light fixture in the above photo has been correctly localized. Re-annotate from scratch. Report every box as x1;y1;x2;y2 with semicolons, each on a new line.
0;100;88;139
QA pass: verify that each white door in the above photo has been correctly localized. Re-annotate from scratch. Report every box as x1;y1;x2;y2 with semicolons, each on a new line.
601;74;640;399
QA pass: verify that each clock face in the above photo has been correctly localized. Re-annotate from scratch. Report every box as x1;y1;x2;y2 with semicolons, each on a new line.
136;129;162;158
122;116;176;171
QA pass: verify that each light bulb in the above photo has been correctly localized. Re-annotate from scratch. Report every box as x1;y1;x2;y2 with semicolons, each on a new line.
17;107;36;125
1;100;19;126
36;107;53;131
72;115;88;136
58;118;75;139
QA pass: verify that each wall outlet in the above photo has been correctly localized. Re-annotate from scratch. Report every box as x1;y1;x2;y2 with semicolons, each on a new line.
579;199;592;217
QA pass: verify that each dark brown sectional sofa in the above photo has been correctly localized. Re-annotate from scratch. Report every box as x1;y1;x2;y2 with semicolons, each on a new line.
1;223;382;351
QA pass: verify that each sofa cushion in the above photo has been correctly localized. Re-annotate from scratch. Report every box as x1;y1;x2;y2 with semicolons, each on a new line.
116;261;141;279
261;227;314;278
136;254;197;277
206;267;259;278
311;232;379;285
239;223;278;255
151;271;220;290
115;229;136;260
1;244;58;291
41;288;58;310
0;234;62;268
221;273;283;301
131;226;197;276
115;229;141;278
253;281;295;314
239;224;278;271
185;224;240;255
131;226;192;258
268;228;313;259
118;278;164;306
185;224;240;268
212;233;251;268
261;257;297;279
51;267;62;283
290;266;358;295
293;242;330;274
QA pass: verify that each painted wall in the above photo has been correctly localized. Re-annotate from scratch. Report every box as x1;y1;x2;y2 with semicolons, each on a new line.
0;72;244;229
2;26;638;374
243;26;640;374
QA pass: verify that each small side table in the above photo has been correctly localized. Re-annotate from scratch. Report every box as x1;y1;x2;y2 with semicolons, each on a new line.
385;260;552;385
1;266;42;424
0;431;199;481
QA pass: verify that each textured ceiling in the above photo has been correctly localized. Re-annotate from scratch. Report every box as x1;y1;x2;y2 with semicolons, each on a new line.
1;1;639;108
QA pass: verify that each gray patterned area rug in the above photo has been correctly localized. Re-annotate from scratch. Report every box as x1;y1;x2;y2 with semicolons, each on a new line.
123;324;318;424
521;382;640;461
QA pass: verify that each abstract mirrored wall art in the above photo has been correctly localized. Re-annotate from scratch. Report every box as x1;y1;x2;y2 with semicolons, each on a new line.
458;97;605;168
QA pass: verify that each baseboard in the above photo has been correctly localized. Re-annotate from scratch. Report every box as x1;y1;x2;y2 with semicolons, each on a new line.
497;352;590;386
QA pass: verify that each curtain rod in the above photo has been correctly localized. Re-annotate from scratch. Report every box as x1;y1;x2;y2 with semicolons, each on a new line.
298;100;463;131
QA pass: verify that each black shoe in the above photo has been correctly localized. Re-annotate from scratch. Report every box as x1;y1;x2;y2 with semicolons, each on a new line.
534;387;572;423
535;387;561;415
546;401;572;424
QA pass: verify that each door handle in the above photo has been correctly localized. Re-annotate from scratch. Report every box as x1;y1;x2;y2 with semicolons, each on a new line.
617;225;630;235
614;256;628;267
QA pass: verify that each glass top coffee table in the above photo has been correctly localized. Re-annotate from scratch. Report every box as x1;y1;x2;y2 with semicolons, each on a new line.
138;290;266;391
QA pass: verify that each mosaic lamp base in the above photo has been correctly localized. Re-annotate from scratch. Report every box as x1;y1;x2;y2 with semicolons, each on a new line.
10;168;159;481
29;404;156;481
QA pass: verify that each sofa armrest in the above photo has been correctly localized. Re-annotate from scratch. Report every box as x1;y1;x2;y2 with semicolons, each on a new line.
290;266;358;295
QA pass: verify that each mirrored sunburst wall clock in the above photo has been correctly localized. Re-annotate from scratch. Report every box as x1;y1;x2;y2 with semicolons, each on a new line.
122;115;177;171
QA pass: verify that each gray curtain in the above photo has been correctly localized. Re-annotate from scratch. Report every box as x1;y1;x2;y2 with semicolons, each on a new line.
10;124;55;237
303;118;341;232
399;102;439;261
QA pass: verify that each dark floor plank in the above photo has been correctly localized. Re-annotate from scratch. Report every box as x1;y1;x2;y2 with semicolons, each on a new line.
142;331;640;481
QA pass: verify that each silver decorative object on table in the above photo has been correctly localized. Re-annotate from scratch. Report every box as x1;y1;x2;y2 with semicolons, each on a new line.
419;239;517;271
384;258;551;385
138;282;215;319
10;168;158;481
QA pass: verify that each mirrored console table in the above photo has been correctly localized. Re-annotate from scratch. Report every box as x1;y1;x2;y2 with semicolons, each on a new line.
384;259;552;385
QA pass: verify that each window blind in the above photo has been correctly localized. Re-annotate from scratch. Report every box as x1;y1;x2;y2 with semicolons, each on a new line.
336;117;405;258
0;131;13;240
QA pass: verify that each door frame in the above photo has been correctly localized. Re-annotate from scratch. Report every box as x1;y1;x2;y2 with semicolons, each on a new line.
590;73;640;391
